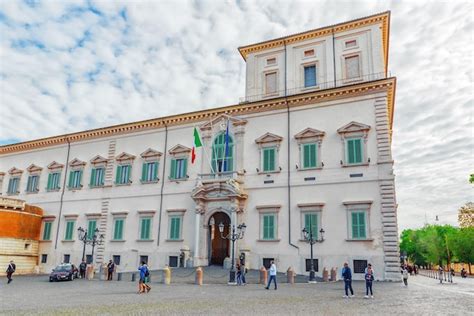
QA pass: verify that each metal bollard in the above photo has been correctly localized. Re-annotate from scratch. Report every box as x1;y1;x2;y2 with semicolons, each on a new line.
260;266;268;285
286;267;295;284
195;267;203;285
132;272;136;282
118;272;122;281
322;267;329;282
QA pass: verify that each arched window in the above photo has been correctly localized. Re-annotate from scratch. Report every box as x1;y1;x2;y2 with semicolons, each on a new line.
212;133;234;173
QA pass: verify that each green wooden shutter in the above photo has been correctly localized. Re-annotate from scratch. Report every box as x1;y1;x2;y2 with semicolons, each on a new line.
43;222;52;240
87;220;97;239
141;163;147;182
269;148;275;171
268;215;274;239
305;213;318;236
303;144;310;168
351;213;358;238
68;171;73;188
354;139;362;163
263;215;269;239
47;174;52;190
141;218;151;240
78;170;83;187
114;219;123;240
65;221;75;240
90;168;96;186
358;212;366;238
100;168;104;185
348;140;355;164
153;162;158;180
170;217;180;239
170;159;176;179
310;144;317;167
182;159;187;178
116;166;122;184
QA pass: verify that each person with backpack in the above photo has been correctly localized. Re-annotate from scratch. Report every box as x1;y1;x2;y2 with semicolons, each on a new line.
364;266;374;298
402;266;409;286
138;261;151;294
341;262;354;298
6;260;16;284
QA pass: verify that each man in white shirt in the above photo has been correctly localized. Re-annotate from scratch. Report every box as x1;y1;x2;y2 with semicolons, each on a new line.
265;261;277;290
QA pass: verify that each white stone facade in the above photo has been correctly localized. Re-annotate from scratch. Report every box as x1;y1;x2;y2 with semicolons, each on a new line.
0;12;399;280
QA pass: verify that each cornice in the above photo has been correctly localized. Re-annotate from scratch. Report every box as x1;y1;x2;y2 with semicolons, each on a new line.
0;77;396;155
238;11;390;74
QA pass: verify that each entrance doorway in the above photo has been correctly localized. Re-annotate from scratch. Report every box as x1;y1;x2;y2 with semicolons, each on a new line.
208;212;230;265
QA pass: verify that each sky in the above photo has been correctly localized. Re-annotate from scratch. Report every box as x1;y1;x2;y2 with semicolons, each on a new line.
0;0;472;231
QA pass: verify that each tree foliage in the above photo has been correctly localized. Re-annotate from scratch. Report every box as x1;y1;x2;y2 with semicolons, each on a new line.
400;225;474;267
458;202;474;228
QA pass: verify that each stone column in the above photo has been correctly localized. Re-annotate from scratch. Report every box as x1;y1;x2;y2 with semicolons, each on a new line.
233;123;246;172
201;129;212;174
193;207;203;267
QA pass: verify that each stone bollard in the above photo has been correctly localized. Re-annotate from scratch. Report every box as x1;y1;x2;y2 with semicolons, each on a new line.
86;264;95;280
323;267;329;282
260;266;268;285
162;266;171;285
117;272;122;281
131;272;136;282
330;267;337;281
286;267;295;284
195;267;203;285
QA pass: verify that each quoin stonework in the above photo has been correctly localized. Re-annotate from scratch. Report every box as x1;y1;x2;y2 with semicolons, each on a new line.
0;12;399;280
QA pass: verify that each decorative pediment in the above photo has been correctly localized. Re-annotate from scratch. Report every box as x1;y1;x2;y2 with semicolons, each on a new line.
47;161;64;170
90;155;108;165
141;148;163;159
8;167;23;175
199;114;247;131
337;121;371;134
69;158;86;168
115;152;136;162
26;164;43;173
255;132;283;145
191;178;248;203
168;144;191;155
294;128;325;144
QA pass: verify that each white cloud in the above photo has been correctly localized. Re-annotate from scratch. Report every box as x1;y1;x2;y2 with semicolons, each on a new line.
0;0;472;231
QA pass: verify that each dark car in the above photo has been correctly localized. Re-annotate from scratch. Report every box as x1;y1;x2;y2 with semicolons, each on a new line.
49;264;77;282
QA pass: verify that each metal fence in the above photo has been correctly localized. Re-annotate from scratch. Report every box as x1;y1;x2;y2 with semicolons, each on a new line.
419;269;454;283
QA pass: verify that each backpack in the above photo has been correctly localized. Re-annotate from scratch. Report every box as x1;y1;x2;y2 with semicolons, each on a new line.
144;267;150;277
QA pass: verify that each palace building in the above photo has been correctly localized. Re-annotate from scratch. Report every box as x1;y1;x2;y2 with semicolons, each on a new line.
0;12;399;280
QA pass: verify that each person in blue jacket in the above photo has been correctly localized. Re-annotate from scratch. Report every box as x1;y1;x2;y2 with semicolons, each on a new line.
138;261;151;294
364;266;374;298
341;262;354;298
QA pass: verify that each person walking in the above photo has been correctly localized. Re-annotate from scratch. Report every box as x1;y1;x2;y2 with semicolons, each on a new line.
364;266;374;298
265;261;277;290
241;262;247;285
342;263;354;298
79;260;87;279
236;263;242;285
138;261;151;294
107;260;115;281
402;266;409;286
6;260;16;284
438;266;444;284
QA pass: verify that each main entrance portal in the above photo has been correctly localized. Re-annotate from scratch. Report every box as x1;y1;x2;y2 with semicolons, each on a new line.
208;212;230;265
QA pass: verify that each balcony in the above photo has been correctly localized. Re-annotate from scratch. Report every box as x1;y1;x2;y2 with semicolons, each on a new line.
197;171;244;183
239;72;388;104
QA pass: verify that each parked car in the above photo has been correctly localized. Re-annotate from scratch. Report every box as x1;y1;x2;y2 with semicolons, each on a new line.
49;264;78;282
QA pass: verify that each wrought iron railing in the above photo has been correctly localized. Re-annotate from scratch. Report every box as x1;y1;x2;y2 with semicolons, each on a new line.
198;171;242;181
239;72;388;104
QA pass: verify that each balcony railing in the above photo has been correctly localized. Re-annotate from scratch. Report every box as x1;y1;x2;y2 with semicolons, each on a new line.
239;72;388;104
197;171;243;182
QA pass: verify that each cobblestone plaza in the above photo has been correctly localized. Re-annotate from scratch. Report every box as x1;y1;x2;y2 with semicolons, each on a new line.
1;274;473;315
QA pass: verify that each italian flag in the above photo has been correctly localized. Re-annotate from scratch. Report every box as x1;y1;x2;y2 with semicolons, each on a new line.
192;127;202;164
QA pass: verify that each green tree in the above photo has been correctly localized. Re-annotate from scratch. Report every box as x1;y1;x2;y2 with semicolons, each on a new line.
451;227;474;275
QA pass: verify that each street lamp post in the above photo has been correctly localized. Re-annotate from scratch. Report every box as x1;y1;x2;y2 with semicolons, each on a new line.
302;226;325;283
218;222;246;284
77;227;105;264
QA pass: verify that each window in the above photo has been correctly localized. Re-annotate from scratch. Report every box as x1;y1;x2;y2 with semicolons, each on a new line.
304;65;317;87
211;133;234;173
26;175;39;193
345;55;360;79
139;255;148;265
141;161;158;183
347;138;363;164
115;164;131;185
41;254;48;264
266;57;276;65
351;211;367;239
63;254;70;263
262;147;276;172
42;222;52;240
86;254;93;264
353;260;368;273
113;218;124;240
263;258;274;269
113;255;121;265
169;216;182;240
170;158;187;180
68;170;83;189
302;143;317;169
47;172;61;191
169;256;178;267
345;40;357;48
304;49;315;57
304;213;319;238
90;167;105;187
7;177;20;195
140;217;152;240
87;220;97;239
64;220;75;240
265;72;277;94
305;259;319;272
262;214;276;240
